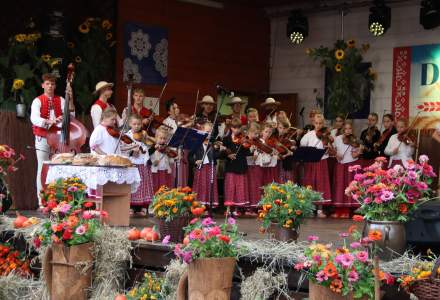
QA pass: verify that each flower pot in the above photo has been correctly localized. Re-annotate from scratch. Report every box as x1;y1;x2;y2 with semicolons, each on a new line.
269;222;298;242
309;282;368;300
43;242;94;300
363;220;406;261
177;257;236;300
156;216;190;243
16;103;26;118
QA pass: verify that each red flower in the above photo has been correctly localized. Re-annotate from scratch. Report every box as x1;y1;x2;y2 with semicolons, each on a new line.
62;229;73;240
47;201;57;209
348;225;357;234
399;203;408;214
218;235;230;243
84;202;94;208
352;215;364;222
33;237;41;248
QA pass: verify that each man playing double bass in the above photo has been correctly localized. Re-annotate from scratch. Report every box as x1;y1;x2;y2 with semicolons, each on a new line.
30;73;75;206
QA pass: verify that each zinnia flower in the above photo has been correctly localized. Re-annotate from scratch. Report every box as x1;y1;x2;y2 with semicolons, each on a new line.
162;235;170;245
323;263;338;277
380;190;394;202
348;270;359;282
218;234;230;243
419;154;429;163
316;270;329;282
75;225;87;235
348;164;362;172
368;230;382;241
189;229;203;240
207;226;221;237
227;217;236;225
308;235;319;242
339;232;349;238
356;250;368;262
350;242;361;249
407;170;417;180
335;253;354;268
352;214;364;222
201;217;214;227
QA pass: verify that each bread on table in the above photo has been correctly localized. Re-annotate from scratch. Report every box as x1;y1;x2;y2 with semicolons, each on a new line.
51;153;74;164
97;154;132;167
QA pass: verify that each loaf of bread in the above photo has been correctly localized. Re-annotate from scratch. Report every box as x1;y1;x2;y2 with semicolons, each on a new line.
72;153;98;166
51;153;75;164
97;154;132;167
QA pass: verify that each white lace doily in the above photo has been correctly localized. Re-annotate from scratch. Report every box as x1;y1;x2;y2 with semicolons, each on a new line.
45;164;141;193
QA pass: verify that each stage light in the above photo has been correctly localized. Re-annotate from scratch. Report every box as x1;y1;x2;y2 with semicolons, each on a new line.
368;0;391;36
287;10;308;45
420;0;440;29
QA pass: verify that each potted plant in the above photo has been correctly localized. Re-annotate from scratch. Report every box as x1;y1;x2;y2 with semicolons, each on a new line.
34;178;107;300
295;225;394;300
125;272;166;299
0;144;24;213
345;156;436;260
258;181;319;242
152;186;205;243
175;216;241;300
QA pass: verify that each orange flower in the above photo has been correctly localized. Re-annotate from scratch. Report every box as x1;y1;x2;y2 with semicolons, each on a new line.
323;262;338;277
352;215;364;222
181;186;192;193
330;278;343;293
295;210;302;215
348;225;357;234
191;207;205;216
399;203;408;214
274;199;282;205
67;215;79;227
183;195;193;202
368;230;382;241
336;247;349;255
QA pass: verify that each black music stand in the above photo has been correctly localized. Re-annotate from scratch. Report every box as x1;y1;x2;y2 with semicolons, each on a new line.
292;146;326;162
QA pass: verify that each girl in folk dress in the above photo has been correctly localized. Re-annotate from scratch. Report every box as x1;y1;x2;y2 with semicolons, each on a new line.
300;113;332;218
359;113;381;167
126;114;154;216
223;118;251;217
332;122;362;219
246;108;259;126
150;127;174;192
89;108;124;155
191;122;222;208
384;118;415;169
245;122;263;214
277;119;297;183
375;113;397;159
258;123;280;185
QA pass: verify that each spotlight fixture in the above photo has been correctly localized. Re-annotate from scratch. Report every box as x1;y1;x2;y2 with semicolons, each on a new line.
420;0;440;29
368;0;391;36
287;10;308;45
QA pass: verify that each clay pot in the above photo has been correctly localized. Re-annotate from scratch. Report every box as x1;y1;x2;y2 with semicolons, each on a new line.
309;282;368;300
363;220;406;261
269;222;299;242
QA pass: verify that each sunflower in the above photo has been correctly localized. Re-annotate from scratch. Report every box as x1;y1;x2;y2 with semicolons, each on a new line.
12;79;24;90
75;56;82;63
347;39;355;48
335;49;345;60
102;19;112;30
78;23;90;34
67;42;75;48
15;34;26;43
106;33;113;40
41;54;51;62
335;63;342;72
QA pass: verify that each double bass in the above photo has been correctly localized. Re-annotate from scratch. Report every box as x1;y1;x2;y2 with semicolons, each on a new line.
47;64;88;154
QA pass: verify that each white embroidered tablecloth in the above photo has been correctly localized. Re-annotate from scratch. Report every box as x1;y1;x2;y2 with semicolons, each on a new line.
45;164;141;193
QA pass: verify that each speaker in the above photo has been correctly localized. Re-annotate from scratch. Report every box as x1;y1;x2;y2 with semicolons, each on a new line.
406;200;440;246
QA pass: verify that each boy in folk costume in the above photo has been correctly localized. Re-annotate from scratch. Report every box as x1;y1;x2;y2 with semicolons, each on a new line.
223;118;251;217
90;81;124;128
190;122;222;208
384;118;415;169
150;127;175;192
300;113;332;218
30;73;75;205
332;122;361;218
130;88;153;123
126;114;154;216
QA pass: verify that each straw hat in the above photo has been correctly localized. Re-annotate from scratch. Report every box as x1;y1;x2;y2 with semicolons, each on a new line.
260;97;280;107
200;95;215;104
227;97;244;106
93;81;114;94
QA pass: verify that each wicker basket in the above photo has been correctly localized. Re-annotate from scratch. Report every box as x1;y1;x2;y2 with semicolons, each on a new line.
157;216;190;243
409;258;440;300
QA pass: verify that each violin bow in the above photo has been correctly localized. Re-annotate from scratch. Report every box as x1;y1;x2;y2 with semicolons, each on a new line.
145;82;168;133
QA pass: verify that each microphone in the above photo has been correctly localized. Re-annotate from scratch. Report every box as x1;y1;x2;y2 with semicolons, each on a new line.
299;107;305;116
216;84;234;96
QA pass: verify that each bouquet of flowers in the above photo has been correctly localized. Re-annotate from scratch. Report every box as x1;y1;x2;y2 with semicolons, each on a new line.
174;216;241;264
0;243;32;277
345;156;436;222
152;186;205;221
0;144;24;212
295;224;394;299
258;182;319;231
126;272;165;300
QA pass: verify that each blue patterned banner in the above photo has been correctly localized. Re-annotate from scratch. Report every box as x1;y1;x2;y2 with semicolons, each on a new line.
123;22;168;85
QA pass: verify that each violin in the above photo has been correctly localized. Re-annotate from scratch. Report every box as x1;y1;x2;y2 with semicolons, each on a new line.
132;130;156;146
342;134;361;148
374;127;393;150
266;136;290;156
156;144;178;158
316;127;334;146
397;130;416;145
365;126;378;142
106;126;146;154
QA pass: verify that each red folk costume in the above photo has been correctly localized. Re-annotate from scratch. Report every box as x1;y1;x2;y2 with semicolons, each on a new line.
32;95;63;137
132;105;152;118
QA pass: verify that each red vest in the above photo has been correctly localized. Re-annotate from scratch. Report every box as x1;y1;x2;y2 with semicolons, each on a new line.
94;99;109;111
132;105;152;118
32;94;62;137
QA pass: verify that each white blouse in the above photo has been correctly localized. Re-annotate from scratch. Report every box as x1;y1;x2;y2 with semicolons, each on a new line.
384;133;414;168
333;135;359;164
300;130;329;160
90;103;123;129
89;124;121;155
126;130;150;165
163;116;178;134
150;150;173;174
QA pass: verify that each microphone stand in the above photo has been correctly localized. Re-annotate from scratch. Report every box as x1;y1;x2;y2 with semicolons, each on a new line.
114;75;134;154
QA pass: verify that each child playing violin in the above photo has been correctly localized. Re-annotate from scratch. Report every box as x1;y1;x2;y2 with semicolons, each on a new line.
246;108;259;125
384;118;415;168
223;118;251;217
360;113;381;166
126;114;154;216
258;123;281;185
332;122;361;218
300;113;332;218
374;113;397;159
277;119;297;183
245;122;264;213
150;127;176;192
190;122;222;208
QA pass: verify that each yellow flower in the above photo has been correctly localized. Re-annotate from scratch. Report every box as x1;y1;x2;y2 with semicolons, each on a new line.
75;56;82;63
15;34;26;42
335;49;344;60
106;33;113;40
12;79;24;90
41;54;51;62
102;19;112;30
78;23;90;34
335;63;342;72
67;42;75;48
347;39;355;48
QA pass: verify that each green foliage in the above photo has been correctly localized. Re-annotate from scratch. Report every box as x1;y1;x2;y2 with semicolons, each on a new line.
307;39;376;117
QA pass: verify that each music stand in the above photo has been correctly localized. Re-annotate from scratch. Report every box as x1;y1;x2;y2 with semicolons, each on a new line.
292;147;326;162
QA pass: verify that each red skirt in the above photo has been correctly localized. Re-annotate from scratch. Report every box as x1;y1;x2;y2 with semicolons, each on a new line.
247;165;263;207
171;150;189;188
262;166;279;186
332;161;360;208
192;164;218;207
278;164;296;184
327;157;337;186
152;170;173;193
302;159;331;202
224;172;249;207
131;164;154;207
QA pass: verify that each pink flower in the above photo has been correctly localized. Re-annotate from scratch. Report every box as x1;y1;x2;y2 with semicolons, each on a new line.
374;197;382;204
67;186;78;192
361;237;372;245
393;164;404;173
174;244;182;256
354;174;364;181
190;218;199;225
362;179;375;186
307;235;319;242
82;211;93;220
387;168;397;177
356;251;369;262
75;224;87;235
59;203;71;214
335;253;354;268
416;182;428;191
348;165;362;172
348;270;359;282
181;251;193;263
419;155;429;163
162;235;171;245
312;255;321;262
227;217;236;225
375;156;387;163
407;170;417;180
294;262;304;270
201;217;214;226
339;232;349;238
207;226;221;237
350;242;361;249
363;197;372;204
316;270;329;282
380;190;394;202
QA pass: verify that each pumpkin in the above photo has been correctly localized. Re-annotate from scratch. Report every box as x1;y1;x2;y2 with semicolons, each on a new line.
114;295;127;300
127;228;141;240
145;230;159;242
13;212;28;228
140;227;152;239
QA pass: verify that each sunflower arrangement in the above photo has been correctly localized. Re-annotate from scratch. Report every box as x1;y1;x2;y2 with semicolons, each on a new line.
307;39;377;117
